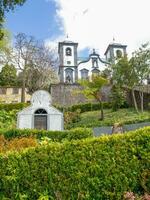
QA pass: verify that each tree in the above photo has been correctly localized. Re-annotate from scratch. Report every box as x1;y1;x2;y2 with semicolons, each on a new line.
0;63;18;86
0;28;11;67
79;75;108;120
110;85;126;111
130;43;150;112
112;43;150;112
12;33;58;102
112;56;139;112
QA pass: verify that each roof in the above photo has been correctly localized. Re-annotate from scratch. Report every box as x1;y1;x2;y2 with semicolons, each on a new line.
104;43;127;55
18;105;62;115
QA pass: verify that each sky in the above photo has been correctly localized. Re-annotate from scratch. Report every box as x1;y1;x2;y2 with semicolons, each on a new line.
5;0;150;58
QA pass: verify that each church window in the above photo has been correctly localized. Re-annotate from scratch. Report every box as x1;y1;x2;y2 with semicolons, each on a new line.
65;68;73;83
80;69;89;80
67;61;71;65
116;49;122;58
66;47;72;56
92;68;100;75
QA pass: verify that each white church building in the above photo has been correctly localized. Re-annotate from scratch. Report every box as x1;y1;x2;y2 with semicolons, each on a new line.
58;39;127;83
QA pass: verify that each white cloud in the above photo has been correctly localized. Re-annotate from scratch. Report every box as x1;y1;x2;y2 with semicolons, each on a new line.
47;0;150;57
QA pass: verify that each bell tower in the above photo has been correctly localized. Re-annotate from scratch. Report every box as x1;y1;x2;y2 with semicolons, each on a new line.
58;40;78;83
104;42;127;63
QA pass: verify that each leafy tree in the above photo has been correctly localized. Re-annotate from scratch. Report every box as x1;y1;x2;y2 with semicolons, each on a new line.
0;28;11;66
112;56;139;112
112;43;150;112
0;63;18;86
130;43;150;112
79;75;108;120
110;85;126;111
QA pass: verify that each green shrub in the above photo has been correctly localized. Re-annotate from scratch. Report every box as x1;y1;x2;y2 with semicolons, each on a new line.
0;102;29;111
0;127;93;142
64;109;81;129
0;135;38;153
0;127;150;199
56;102;129;114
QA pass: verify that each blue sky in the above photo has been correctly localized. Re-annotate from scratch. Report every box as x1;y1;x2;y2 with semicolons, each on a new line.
5;0;61;40
5;0;150;57
5;0;89;57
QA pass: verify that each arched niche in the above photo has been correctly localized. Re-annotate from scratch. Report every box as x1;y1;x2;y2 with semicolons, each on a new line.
34;108;48;130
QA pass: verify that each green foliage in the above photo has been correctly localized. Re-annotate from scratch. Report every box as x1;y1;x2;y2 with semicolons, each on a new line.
67;102;113;112
0;28;11;52
0;109;17;129
0;127;150;199
131;43;150;85
64;109;81;129
0;127;93;141
0;0;27;23
0;103;28;129
79;75;108;120
112;56;137;88
0;102;28;111
79;75;108;100
0;64;18;86
70;108;150;128
56;102;114;113
110;85;126;111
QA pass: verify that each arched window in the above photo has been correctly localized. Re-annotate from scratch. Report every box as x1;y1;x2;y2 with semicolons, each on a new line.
92;68;100;75
66;47;72;56
80;68;89;80
65;68;73;83
34;109;47;130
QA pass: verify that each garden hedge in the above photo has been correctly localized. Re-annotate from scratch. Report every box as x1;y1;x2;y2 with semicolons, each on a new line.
0;127;93;141
57;101;129;113
0;103;28;111
0;126;150;199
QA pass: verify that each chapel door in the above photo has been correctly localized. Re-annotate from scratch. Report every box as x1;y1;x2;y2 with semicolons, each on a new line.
34;109;47;130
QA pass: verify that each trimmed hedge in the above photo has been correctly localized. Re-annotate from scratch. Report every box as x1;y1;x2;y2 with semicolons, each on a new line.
0;127;150;199
0;101;129;113
0;127;93;141
56;101;129;113
0;103;29;111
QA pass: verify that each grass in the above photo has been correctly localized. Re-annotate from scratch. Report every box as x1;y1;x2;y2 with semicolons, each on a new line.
0;107;149;130
69;108;150;128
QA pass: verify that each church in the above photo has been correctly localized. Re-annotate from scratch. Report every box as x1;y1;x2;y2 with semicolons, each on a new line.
58;39;127;83
51;39;127;106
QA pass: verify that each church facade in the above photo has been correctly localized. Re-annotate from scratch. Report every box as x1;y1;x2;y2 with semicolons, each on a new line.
51;39;127;106
58;39;127;84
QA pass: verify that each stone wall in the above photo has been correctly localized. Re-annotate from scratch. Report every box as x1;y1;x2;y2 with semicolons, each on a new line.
50;83;112;106
0;87;31;103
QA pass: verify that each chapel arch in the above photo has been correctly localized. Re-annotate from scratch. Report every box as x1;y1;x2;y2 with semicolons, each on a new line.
34;108;48;130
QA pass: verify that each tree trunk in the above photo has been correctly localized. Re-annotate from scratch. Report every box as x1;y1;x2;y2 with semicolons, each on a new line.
139;91;144;112
99;100;104;120
131;89;138;112
21;70;26;103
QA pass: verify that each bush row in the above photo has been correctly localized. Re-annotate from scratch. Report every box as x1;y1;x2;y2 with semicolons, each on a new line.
0;102;29;111
0;127;93;141
0;101;129;113
0;126;150;199
57;101;129;113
